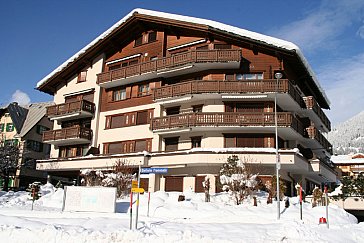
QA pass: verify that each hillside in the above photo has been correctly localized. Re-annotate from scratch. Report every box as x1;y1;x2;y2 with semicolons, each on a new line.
328;111;364;155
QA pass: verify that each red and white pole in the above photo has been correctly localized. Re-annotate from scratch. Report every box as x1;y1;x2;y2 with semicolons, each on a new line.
129;191;133;230
299;184;302;220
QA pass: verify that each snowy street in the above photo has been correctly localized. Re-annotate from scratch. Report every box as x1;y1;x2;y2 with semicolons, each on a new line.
0;184;363;242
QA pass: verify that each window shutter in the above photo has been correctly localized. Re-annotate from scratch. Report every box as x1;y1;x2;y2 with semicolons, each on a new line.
131;85;138;98
126;86;132;99
105;116;111;129
135;140;147;152
107;90;113;102
147;109;154;123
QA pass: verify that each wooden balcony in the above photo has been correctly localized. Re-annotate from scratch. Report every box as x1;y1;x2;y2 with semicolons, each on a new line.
151;112;305;136
153;79;305;107
306;126;332;154
43;127;92;146
97;49;242;88
46;100;95;121
303;96;331;131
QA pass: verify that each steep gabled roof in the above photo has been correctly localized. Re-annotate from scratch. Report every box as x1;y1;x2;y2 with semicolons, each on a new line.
6;102;29;133
36;8;330;107
19;101;54;137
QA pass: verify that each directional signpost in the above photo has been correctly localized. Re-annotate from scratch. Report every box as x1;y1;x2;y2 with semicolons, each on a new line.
141;167;168;174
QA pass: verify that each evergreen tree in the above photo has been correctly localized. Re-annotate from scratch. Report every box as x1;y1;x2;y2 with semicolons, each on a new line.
0;143;20;191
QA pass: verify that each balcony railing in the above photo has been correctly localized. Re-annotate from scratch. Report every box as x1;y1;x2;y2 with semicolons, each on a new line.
97;49;242;84
46;100;95;117
153;79;305;107
43;127;92;143
306;126;332;154
151;112;305;136
304;96;331;131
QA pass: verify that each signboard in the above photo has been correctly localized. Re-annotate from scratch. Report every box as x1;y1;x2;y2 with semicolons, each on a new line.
132;180;138;188
63;186;116;213
141;167;168;174
131;188;145;193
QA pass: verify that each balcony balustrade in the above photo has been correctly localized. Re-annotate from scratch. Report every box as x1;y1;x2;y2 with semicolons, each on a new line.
43;126;92;145
151;112;305;136
303;96;331;131
306;126;332;154
46;100;95;120
97;49;242;85
153;79;305;107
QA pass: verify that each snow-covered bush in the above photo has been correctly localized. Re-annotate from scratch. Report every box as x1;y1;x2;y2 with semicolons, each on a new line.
311;186;323;207
80;159;135;198
219;155;258;205
202;176;210;202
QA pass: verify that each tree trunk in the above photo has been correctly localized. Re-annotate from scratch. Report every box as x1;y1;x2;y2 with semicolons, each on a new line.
3;171;9;191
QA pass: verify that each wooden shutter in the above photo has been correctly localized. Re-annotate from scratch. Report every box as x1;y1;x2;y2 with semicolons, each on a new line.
225;135;235;148
137;111;148;125
109;142;122;154
105;116;111;129
135;140;146;152
131;85;138;98
126;86;132;99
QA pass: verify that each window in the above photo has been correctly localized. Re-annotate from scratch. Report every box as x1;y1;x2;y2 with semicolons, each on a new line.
0;124;4;132
135;140;147;152
165;137;179;151
26;140;43;152
105;139;151;154
138;84;150;97
166;106;180;115
5;139;18;146
241;73;264;80
136;111;148;125
6;123;14;132
148;31;157;43
36;125;49;135
113;88;127;101
77;71;87;83
109;64;121;71
192;105;203;113
196;45;208;50
224;134;269;148
225;102;265;113
135;35;143;46
59;145;88;158
214;44;232;49
191;136;202;148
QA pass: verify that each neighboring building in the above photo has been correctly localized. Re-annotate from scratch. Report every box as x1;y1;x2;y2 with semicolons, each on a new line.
331;153;364;177
35;9;336;195
0;102;53;188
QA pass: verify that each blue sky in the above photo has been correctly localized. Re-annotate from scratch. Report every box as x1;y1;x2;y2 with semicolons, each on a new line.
1;0;364;125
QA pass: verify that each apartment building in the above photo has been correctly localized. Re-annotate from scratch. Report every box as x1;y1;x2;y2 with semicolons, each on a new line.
36;9;336;195
0;102;52;188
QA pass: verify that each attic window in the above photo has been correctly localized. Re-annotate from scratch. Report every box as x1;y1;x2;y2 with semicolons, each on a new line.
135;35;143;46
77;71;87;83
214;44;232;49
148;31;157;43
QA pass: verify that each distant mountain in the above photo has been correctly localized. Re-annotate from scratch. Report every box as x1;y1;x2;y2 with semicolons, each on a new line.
327;111;364;155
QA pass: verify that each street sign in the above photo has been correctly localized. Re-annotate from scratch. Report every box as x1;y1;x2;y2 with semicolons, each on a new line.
131;188;145;193
141;167;168;174
131;180;138;188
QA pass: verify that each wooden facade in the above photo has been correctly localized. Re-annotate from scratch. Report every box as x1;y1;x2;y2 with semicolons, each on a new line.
37;9;336;191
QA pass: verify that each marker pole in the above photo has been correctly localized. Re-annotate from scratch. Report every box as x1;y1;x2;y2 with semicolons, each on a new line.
129;191;133;230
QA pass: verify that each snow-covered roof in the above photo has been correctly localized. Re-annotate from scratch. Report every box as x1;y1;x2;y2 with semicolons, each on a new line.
36;8;329;105
331;154;364;165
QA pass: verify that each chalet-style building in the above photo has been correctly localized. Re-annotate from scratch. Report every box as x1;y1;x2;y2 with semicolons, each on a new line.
0;102;52;188
36;9;336;195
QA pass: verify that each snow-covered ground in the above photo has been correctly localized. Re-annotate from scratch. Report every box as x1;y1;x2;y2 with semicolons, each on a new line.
0;184;363;243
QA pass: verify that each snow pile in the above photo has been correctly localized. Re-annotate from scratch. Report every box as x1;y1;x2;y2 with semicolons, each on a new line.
0;185;363;242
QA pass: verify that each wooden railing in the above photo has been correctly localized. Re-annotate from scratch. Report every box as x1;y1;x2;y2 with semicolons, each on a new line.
306;126;332;154
43;127;92;143
97;49;242;84
304;96;331;130
153;79;305;107
151;112;305;136
46;100;95;117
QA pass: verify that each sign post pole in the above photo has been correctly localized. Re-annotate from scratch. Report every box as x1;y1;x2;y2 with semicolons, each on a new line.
300;184;303;220
135;164;141;229
325;185;329;229
129;190;133;230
